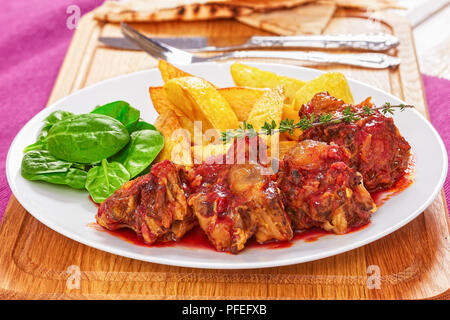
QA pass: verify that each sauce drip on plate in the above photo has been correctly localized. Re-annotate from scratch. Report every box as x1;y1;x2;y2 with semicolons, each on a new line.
88;223;371;252
370;155;415;207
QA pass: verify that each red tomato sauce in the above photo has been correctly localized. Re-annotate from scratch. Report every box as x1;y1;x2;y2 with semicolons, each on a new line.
370;155;415;207
89;224;216;250
89;223;371;252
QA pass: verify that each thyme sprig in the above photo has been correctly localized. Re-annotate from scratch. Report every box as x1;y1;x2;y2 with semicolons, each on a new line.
222;103;413;143
221;120;258;144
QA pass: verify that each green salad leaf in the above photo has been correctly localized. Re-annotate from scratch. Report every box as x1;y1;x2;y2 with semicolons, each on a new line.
24;140;47;153
23;169;88;190
21;101;166;203
46;113;130;163
22;150;72;174
85;159;130;203
131;121;157;132
110;129;164;178
24;110;74;152
91;101;140;132
39;110;75;140
21;150;87;189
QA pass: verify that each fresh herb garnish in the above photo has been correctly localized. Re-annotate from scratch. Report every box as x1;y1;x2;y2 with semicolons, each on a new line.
222;103;413;143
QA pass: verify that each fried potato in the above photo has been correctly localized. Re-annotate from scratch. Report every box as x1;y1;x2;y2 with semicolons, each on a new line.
164;76;239;131
149;86;195;138
154;109;192;166
247;87;284;131
246;87;284;149
230;62;305;104
158;60;215;87
293;72;354;110
218;87;266;121
281;104;303;141
158;60;192;83
266;140;298;162
149;86;175;114
192;143;232;164
278;141;299;159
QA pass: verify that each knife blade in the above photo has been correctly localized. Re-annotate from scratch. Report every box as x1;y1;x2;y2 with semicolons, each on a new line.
99;36;210;51
99;33;400;52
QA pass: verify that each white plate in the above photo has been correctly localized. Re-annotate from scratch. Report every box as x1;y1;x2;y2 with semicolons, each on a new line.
6;62;448;269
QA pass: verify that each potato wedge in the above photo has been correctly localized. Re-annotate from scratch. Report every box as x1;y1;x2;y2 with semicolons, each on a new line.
230;62;305;104
149;86;175;115
164;76;239;131
281;104;303;141
158;60;215;87
293;72;354;110
192;143;232;164
154;109;192;166
158;60;192;83
246;87;284;149
247;86;284;132
276;141;299;159
149;86;195;138
218;87;266;121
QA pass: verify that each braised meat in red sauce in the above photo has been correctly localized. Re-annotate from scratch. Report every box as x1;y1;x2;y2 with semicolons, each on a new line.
186;161;293;253
277;140;376;234
299;92;411;192
96;160;196;244
182;136;292;253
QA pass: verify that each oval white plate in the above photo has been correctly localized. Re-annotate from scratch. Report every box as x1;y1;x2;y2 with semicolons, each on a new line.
6;62;448;269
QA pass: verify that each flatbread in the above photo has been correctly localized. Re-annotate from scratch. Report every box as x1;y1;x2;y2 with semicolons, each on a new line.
226;0;317;11
93;0;400;24
93;0;253;22
236;2;336;35
322;0;402;10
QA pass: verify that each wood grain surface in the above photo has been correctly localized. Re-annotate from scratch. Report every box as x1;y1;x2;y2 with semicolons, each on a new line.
397;0;450;79
0;9;448;300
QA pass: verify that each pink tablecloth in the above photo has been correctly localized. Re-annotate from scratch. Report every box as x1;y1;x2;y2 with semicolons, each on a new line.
0;1;449;221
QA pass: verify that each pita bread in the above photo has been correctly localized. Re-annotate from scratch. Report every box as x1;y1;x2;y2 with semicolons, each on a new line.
236;2;336;35
226;0;317;11
322;0;402;10
93;0;253;22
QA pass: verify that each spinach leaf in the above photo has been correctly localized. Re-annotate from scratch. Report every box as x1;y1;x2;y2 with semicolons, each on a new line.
91;101;140;132
110;129;164;178
22;150;72;174
71;163;86;171
46;113;130;164
23;110;74;152
85;159;130;203
38;110;75;140
21;150;87;189
24;140;47;153
23;169;87;189
131;121;157;132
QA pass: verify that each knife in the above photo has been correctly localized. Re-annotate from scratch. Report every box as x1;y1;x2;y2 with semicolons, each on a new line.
99;33;399;52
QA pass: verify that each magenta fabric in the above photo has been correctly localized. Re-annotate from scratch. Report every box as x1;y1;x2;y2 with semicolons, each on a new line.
423;75;450;207
0;1;449;222
0;0;103;220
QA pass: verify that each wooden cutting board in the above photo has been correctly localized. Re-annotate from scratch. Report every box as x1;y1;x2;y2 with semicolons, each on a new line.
0;9;448;300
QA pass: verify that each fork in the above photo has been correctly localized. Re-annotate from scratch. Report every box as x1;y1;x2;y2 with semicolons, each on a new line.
120;23;400;69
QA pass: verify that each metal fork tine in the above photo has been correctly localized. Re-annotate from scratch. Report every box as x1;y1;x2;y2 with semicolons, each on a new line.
120;23;167;60
121;23;167;52
120;23;193;64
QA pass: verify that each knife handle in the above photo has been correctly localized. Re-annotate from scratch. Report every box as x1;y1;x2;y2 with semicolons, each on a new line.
247;33;399;52
210;51;400;69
